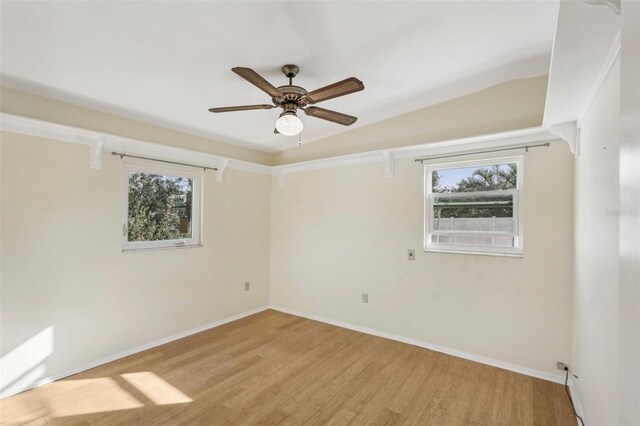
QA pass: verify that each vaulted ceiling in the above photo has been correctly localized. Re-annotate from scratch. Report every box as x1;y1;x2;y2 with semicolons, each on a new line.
0;1;558;153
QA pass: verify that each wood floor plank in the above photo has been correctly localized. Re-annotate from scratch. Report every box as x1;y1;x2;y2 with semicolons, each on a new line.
1;310;576;426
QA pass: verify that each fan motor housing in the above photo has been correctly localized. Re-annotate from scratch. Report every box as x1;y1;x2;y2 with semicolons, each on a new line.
277;85;307;96
274;85;308;109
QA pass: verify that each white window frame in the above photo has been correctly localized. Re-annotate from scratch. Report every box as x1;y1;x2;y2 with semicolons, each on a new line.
122;161;203;252
424;155;524;257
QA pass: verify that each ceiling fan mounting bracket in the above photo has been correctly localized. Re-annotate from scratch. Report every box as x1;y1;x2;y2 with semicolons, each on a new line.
281;64;300;79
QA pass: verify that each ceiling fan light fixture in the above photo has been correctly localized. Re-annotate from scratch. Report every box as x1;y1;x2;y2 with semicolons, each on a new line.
209;65;364;137
275;112;303;136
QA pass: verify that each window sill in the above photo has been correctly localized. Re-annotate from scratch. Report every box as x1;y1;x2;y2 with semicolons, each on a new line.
424;248;523;258
122;244;203;253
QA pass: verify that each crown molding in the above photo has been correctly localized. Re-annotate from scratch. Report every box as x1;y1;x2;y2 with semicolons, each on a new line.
272;126;559;180
549;121;580;157
0;113;272;181
1;113;560;186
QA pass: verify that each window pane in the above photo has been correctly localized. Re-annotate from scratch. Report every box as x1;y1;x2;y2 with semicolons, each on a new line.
426;159;521;254
432;163;517;193
431;193;517;246
127;172;193;242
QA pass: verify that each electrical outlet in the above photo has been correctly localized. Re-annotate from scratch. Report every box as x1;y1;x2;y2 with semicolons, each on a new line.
408;249;415;260
361;292;369;303
244;281;250;291
557;361;569;371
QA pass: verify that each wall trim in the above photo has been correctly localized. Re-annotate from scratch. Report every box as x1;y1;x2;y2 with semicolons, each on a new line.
0;303;571;399
549;121;580;157
0;305;270;399
1;113;561;186
568;377;586;425
269;305;565;384
272;126;559;178
0;113;272;179
2;304;570;401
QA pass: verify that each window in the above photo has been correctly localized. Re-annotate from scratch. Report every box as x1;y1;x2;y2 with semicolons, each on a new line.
424;156;523;256
123;163;201;251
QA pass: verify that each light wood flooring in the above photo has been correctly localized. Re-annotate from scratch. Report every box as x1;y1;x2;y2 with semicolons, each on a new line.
1;309;576;425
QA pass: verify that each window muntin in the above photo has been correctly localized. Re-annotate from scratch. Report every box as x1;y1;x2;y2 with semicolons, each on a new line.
424;157;523;256
123;163;201;251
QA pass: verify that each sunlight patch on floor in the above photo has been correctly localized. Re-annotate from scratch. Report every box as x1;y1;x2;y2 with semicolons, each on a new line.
121;372;192;405
0;390;48;425
0;372;194;424
38;377;143;417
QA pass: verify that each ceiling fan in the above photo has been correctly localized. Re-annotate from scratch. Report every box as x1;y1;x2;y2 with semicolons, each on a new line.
209;65;365;136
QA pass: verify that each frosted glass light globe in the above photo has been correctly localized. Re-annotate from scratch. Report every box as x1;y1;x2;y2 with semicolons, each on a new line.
275;113;303;136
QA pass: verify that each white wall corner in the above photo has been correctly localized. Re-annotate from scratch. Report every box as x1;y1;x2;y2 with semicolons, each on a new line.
216;158;230;183
383;151;395;178
275;169;285;189
549;121;580;157
89;136;105;170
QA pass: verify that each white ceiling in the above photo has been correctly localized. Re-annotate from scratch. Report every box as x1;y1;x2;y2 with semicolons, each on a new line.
0;1;558;153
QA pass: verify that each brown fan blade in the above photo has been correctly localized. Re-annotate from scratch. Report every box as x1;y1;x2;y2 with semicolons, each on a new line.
232;67;283;98
304;106;357;126
305;77;364;104
209;104;274;113
274;128;280;134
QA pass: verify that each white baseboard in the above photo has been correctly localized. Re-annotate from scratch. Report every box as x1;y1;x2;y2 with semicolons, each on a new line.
269;305;565;384
3;304;569;401
0;305;270;399
568;377;586;425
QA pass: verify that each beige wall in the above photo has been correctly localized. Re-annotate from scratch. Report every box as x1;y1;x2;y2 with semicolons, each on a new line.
572;58;622;424
270;141;574;376
273;76;548;165
0;132;271;396
0;87;273;165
